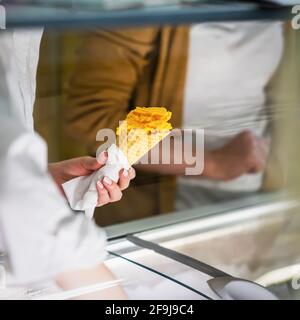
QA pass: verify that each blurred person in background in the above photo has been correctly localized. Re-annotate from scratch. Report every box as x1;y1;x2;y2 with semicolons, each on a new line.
64;22;292;225
0;28;134;295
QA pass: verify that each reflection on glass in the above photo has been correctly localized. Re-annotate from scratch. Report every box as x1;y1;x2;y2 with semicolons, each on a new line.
133;198;300;299
0;254;203;300
34;20;297;226
109;241;219;300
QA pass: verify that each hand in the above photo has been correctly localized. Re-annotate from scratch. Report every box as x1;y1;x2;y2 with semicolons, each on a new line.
204;130;270;181
49;152;136;206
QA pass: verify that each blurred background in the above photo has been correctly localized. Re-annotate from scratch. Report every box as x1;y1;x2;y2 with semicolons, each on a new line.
34;18;300;227
3;0;299;299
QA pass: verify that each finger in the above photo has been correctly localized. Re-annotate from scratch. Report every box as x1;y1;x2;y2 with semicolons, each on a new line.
118;169;131;191
246;136;269;173
129;167;136;180
248;164;262;174
96;181;110;206
247;153;265;173
97;151;108;166
103;177;123;202
118;168;136;190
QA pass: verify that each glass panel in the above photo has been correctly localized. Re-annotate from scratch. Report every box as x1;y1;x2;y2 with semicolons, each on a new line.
0;2;299;296
132;198;300;299
33;20;299;226
107;240;219;299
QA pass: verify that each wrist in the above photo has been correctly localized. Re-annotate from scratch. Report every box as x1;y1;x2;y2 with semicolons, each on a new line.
202;151;218;178
48;163;63;185
48;163;67;196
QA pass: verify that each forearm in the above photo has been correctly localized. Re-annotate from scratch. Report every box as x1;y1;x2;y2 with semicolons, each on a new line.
135;151;216;178
48;162;63;182
48;162;69;195
56;264;127;300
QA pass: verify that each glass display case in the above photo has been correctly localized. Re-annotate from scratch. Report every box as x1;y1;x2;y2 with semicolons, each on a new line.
0;0;299;300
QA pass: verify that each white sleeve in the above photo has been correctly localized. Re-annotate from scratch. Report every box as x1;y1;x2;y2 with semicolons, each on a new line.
0;35;107;286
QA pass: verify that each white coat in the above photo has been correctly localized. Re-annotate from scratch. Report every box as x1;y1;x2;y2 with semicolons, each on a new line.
0;29;107;285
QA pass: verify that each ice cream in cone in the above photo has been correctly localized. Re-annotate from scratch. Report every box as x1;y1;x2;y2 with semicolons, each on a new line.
117;107;172;165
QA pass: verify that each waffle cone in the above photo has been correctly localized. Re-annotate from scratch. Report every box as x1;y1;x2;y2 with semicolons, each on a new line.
116;107;172;165
118;128;170;165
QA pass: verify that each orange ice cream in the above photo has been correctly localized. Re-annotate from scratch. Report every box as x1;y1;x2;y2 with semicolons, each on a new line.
117;107;172;165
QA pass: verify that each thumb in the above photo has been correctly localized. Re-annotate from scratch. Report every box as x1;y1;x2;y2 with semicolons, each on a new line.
81;153;107;171
97;151;108;165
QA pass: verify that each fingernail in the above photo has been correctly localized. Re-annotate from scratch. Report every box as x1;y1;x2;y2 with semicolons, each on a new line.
103;177;112;185
97;181;104;189
97;151;108;164
123;170;129;178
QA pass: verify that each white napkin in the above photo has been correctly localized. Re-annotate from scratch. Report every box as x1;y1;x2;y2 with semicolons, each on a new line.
62;144;130;219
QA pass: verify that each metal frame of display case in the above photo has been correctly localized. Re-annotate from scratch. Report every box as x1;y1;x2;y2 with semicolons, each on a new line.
4;2;294;29
105;192;292;240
